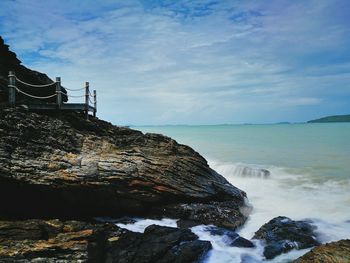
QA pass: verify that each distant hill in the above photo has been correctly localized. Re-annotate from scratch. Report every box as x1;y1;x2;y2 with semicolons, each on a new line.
308;114;350;123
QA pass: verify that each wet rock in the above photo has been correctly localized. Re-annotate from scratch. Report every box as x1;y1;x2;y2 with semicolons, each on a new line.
234;165;270;178
293;239;350;263
106;224;212;263
253;216;320;259
154;199;249;229
206;226;254;248
177;219;202;229
0;220;211;263
0;109;247;228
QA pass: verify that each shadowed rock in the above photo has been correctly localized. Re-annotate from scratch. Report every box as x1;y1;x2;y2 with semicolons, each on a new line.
253;216;320;259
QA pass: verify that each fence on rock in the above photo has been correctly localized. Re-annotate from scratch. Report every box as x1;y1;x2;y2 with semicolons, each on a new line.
7;71;96;119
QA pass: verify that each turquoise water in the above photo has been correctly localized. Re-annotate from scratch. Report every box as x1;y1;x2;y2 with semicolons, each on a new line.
132;123;350;262
135;123;350;181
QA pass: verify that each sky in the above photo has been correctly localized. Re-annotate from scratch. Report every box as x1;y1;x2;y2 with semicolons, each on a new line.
0;0;349;125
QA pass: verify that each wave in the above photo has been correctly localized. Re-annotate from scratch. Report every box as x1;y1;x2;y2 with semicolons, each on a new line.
208;159;350;241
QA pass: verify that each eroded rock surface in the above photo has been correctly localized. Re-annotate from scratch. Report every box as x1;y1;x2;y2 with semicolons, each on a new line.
0;109;247;228
293;239;350;263
253;216;320;259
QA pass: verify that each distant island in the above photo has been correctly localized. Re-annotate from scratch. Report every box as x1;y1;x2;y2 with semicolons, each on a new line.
308;114;350;123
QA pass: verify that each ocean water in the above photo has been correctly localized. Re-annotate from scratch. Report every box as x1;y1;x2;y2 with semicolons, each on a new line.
123;123;350;262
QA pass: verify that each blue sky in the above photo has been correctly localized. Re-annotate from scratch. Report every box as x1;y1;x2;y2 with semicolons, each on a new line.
0;0;349;125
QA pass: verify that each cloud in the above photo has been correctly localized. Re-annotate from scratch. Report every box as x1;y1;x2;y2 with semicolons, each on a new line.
0;0;349;124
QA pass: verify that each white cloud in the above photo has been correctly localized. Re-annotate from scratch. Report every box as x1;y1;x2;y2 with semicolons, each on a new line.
0;0;349;124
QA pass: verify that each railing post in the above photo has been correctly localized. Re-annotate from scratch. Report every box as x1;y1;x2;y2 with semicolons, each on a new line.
56;77;62;108
85;82;89;120
93;90;97;117
8;71;16;107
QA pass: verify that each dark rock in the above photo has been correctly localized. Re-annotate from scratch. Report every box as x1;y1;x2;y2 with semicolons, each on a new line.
177;219;202;229
0;220;211;263
205;226;254;248
0;219;118;262
95;216;137;225
253;216;320;259
155;200;250;229
106;224;212;263
0;109;247;228
293;239;350;263
234;165;270;178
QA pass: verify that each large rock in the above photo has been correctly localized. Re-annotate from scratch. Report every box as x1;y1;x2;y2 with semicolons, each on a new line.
106;224;212;263
0;36;67;104
0;109;247;228
253;216;320;259
293;239;350;263
0;220;211;262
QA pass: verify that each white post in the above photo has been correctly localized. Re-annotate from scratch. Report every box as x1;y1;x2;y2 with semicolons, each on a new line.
93;90;97;117
56;77;61;108
8;71;16;107
85;82;89;120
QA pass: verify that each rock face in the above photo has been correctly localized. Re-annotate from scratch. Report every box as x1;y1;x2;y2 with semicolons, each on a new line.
293;239;350;263
0;108;247;228
0;36;67;104
253;216;320;259
0;220;211;262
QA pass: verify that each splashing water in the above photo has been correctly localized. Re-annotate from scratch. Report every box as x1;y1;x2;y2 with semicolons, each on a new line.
128;123;350;261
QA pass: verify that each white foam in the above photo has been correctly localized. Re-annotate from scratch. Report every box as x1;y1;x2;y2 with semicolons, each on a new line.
114;160;350;262
209;159;350;242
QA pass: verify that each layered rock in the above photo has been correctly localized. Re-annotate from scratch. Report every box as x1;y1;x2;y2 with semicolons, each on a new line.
293;239;350;263
0;219;211;262
253;216;320;259
0;36;67;104
0;108;247;228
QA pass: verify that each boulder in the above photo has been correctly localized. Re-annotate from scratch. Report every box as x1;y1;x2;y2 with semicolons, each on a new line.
0;109;247;229
293;239;350;263
253;216;320;259
0;220;211;263
106;224;212;263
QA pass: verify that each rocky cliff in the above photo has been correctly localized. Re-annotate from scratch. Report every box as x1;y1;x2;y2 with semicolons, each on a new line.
0;36;67;104
0;37;249;262
0;109;247;227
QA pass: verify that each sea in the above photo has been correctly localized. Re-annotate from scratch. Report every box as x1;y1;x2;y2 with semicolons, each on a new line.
119;123;350;262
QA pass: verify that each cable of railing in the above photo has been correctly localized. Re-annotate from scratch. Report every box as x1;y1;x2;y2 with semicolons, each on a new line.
9;85;57;99
65;87;85;91
66;94;86;98
15;77;57;88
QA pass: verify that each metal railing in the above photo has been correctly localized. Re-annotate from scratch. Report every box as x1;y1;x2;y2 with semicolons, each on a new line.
7;71;97;118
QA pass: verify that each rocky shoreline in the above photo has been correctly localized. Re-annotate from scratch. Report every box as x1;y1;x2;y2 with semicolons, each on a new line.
0;36;349;262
